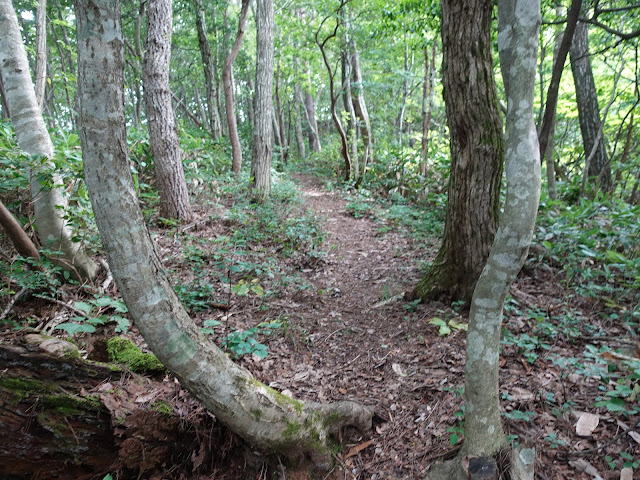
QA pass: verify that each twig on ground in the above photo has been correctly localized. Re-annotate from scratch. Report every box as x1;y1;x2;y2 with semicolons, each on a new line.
0;286;29;322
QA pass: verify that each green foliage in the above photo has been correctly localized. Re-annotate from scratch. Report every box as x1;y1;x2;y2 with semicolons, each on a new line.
201;319;281;359
55;295;130;336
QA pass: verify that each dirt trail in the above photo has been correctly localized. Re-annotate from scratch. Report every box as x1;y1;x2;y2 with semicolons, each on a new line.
245;175;465;478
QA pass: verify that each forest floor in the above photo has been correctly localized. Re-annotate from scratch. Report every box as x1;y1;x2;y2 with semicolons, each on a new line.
1;172;638;479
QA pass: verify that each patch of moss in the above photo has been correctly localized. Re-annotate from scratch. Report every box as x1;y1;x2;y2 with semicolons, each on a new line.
247;377;304;413
106;337;165;373
283;420;303;438
41;394;102;416
151;400;173;415
251;408;263;420
0;377;47;403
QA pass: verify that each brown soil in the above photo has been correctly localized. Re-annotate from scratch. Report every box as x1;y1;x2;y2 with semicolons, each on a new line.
1;173;637;479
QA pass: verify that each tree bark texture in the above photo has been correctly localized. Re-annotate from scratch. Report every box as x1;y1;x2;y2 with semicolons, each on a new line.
294;82;306;159
34;0;47;108
0;339;118;479
195;0;222;140
144;0;191;221
414;0;504;305
429;1;541;477
223;0;249;174
570;6;613;193
251;0;275;199
0;0;98;281
75;0;371;467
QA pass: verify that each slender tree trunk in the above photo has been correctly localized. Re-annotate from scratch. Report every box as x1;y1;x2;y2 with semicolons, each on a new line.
538;0;580;163
251;0;275;200
274;61;289;164
75;1;371;467
50;17;76;129
143;0;191;221
0;199;40;260
246;77;255;126
348;12;372;177
194;85;209;130
195;0;222;140
570;5;613;193
0;73;10;118
294;83;306;159
543;5;570;200
223;0;249;175
341;45;358;180
413;0;504;305
397;34;410;148
303;62;321;153
316;17;351;181
428;1;541;477
420;41;437;176
0;0;98;281
34;0;47;109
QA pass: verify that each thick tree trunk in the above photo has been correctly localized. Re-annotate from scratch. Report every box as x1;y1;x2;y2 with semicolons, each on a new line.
75;1;371;468
223;0;249;175
570;6;613;193
144;0;191;221
413;0;504;305
0;339;118;479
428;1;540;478
34;0;47;108
195;0;222;140
0;0;98;281
251;0;275;200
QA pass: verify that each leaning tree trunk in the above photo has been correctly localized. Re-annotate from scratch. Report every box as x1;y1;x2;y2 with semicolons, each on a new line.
413;0;504;305
570;6;613;194
224;0;249;175
0;199;40;260
144;0;191;221
428;1;540;478
251;0;275;200
0;0;98;281
75;0;370;467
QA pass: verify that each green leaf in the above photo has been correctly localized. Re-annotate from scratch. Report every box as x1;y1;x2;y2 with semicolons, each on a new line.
73;301;94;314
448;320;468;331
604;250;627;263
429;317;451;336
448;433;459;446
55;322;96;335
204;319;221;328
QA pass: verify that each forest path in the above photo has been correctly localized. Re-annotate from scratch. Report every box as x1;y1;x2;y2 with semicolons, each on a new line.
245;174;465;478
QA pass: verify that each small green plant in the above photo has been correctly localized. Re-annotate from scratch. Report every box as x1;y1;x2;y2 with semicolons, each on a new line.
202;319;281;359
428;317;467;336
447;407;465;446
543;432;566;448
55;295;129;336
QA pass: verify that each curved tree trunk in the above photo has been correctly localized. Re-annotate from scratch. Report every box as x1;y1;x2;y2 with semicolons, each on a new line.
0;199;40;259
251;0;275;200
0;0;98;281
224;0;250;175
75;0;371;468
413;0;504;305
570;5;613;194
429;1;541;478
144;0;191;221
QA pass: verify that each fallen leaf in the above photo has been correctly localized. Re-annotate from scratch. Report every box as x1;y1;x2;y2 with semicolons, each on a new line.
510;387;534;402
345;440;374;459
628;431;640;444
338;387;347;394
568;458;603;480
620;468;633;480
575;412;600;436
135;391;157;403
392;363;407;377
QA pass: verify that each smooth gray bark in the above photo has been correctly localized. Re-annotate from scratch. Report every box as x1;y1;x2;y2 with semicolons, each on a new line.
75;0;371;467
34;0;47;108
428;0;540;477
0;0;98;281
251;0;275;200
144;0;191;221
